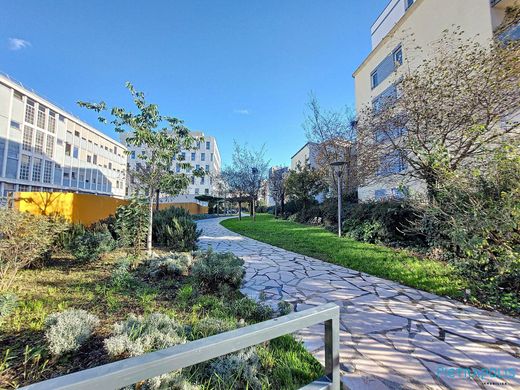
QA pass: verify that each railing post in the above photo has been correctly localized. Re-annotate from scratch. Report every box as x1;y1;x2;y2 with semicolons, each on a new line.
324;306;340;389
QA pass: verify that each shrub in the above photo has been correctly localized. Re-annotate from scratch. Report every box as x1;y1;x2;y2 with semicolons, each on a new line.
104;313;186;358
190;317;237;339
191;251;245;294
45;309;99;356
111;256;136;289
231;297;273;322
153;207;201;251
70;228;116;263
208;347;263;390
277;301;293;316
145;252;194;278
115;197;148;254
0;292;18;325
90;215;117;241
0;209;67;292
129;372;200;390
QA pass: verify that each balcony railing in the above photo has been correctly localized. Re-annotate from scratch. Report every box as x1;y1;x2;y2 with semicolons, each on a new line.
21;303;341;390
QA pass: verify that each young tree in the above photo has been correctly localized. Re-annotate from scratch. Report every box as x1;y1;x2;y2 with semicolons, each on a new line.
268;167;288;217
356;31;520;202
285;162;326;210
79;83;202;255
223;143;269;221
303;95;357;196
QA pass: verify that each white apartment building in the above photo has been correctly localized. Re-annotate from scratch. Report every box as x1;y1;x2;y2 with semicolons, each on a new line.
124;131;221;201
0;74;127;198
353;0;518;201
290;142;318;170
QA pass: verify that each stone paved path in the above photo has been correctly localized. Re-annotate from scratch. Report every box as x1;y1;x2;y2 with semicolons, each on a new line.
197;217;520;390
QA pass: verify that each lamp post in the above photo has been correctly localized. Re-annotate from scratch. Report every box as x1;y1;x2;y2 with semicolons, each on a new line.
330;161;347;237
252;167;259;220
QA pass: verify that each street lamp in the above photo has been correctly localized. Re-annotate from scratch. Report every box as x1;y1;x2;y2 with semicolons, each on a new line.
330;161;348;237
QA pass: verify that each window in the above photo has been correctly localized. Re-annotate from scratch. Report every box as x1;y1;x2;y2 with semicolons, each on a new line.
25;100;35;124
206;141;211;150
200;176;205;185
378;152;407;176
57;138;63;146
43;161;53;183
108;162;112;170
114;146;118;154
176;163;181;173
10;120;20;130
22;126;33;151
59;114;66;122
32;158;42;182
65;143;72;156
196;164;200;170
130;151;136;159
391;187;408;199
46;135;54;157
201;153;205;161
20;155;31;180
73;146;79;159
371;72;379;89
405;0;414;10
195;188;199;195
13;90;23;100
180;152;186;161
205;164;209;172
74;130;80;137
64;172;70;178
6;142;20;179
210;153;214;162
48;111;56;133
191;176;195;184
35;131;44;154
205;188;209;195
393;46;403;66
37;105;47;129
191;152;196;161
87;155;92;163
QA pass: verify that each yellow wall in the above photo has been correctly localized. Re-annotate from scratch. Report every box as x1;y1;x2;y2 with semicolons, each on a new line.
159;202;209;215
14;192;208;225
14;192;129;225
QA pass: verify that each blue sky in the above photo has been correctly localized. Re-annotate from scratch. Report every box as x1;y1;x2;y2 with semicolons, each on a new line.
1;0;387;166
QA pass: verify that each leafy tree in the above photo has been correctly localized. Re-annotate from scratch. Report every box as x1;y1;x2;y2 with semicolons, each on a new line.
285;162;326;210
79;83;202;254
356;31;520;201
115;197;148;255
268;167;288;217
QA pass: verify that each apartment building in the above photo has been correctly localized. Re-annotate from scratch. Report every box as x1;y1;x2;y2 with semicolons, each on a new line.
290;142;318;170
124;131;221;201
353;0;518;201
0;74;127;198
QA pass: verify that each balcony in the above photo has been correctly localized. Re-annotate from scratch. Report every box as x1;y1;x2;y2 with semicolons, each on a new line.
371;0;415;48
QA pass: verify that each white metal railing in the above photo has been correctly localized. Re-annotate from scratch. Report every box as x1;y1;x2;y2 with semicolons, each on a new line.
21;303;340;390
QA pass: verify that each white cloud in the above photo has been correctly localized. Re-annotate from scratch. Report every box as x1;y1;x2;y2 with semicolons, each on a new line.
233;108;250;115
8;38;31;51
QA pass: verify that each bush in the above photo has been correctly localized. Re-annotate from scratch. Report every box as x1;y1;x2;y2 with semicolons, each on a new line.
341;200;423;246
208;347;263;390
70;228;116;263
127;372;200;390
115;197;148;254
293;205;323;224
0;209;67;292
104;313;186;358
0;292;18;325
231;297;273;322
145;252;194;278
189;317;237;339
111;256;136;289
191;251;245;294
45;309;99;356
153;207;201;251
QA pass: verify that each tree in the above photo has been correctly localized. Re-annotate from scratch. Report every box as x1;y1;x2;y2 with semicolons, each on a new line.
223;142;269;221
79;83;202;255
303;95;357;196
356;30;520;202
285;162;326;210
268;167;288;217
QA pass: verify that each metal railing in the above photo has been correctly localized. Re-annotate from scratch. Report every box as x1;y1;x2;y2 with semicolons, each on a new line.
22;303;340;390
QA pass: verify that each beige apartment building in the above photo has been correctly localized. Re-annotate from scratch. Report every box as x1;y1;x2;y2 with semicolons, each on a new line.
123;131;221;203
0;74;127;198
353;0;518;201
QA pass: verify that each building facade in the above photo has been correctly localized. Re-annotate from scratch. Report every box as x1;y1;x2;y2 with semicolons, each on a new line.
0;74;127;198
290;142;318;170
124;131;221;202
353;0;518;201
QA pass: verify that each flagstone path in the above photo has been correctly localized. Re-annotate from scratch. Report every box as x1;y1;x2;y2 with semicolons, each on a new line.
197;217;520;390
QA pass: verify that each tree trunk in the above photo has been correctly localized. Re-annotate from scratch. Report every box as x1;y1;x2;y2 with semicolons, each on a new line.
281;193;285;215
253;198;256;221
147;188;154;256
238;201;242;220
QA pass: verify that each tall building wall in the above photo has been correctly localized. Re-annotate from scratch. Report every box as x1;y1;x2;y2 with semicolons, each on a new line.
0;74;127;198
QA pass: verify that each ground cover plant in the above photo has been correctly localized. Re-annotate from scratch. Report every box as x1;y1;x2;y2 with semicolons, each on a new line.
0;246;322;389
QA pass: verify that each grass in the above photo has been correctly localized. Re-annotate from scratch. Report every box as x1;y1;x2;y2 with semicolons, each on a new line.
222;214;467;298
0;249;322;389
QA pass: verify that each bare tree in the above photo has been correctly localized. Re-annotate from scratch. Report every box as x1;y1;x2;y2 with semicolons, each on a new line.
303;95;357;196
268;166;288;217
356;30;520;202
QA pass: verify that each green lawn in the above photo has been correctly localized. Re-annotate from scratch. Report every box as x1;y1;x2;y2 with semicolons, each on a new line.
221;214;467;298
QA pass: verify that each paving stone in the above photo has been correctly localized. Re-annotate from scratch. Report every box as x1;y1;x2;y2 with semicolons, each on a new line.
197;217;520;390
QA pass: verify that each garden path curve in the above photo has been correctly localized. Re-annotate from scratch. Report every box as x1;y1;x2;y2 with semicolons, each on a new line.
197;217;520;390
